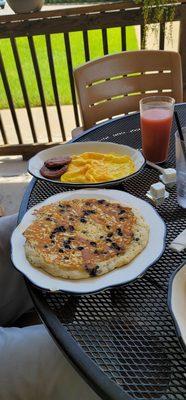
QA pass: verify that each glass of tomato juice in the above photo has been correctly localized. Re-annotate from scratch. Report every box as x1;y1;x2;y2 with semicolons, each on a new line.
140;96;175;163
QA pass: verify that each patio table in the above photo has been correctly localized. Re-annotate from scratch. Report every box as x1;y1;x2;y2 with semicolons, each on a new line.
18;103;186;400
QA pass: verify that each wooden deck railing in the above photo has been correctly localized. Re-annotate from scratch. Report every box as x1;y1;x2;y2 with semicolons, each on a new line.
0;1;186;157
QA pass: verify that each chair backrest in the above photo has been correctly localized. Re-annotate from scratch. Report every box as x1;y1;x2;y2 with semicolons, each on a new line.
74;50;183;130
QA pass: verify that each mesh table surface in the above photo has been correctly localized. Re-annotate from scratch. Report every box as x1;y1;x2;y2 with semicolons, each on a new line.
21;104;186;400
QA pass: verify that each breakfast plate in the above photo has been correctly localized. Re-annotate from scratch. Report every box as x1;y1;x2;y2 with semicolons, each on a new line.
168;262;186;349
28;141;145;187
11;189;166;294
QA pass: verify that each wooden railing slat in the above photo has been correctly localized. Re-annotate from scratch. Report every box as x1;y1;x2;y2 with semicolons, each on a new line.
64;32;80;127
83;30;90;62
28;36;52;142
102;27;109;55
10;37;37;143
0;52;22;144
140;24;145;49
121;26;126;51
160;23;165;50
0;113;8;145
45;34;66;141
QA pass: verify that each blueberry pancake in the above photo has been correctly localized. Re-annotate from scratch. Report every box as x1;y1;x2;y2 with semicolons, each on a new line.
24;199;149;279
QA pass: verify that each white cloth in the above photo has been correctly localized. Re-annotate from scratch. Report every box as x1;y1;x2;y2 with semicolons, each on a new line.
0;325;100;400
0;214;33;326
0;214;101;400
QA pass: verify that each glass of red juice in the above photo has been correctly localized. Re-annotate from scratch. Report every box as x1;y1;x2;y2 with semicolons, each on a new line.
140;96;175;163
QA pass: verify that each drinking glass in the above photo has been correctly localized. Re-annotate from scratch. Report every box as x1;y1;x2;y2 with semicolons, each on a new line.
140;96;175;163
175;128;186;208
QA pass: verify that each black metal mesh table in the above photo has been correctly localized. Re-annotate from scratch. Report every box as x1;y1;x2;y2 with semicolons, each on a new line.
19;104;186;400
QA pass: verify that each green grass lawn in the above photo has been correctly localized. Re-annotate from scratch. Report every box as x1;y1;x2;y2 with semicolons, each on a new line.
0;27;138;108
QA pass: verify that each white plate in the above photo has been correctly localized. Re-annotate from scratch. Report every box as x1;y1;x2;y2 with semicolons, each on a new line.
168;262;186;349
11;189;166;294
28;141;145;186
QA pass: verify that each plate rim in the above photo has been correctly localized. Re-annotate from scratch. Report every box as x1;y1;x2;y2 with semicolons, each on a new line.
11;189;166;295
28;141;146;186
167;260;186;350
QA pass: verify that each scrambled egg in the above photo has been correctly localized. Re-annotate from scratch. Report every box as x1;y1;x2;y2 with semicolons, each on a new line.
60;152;135;183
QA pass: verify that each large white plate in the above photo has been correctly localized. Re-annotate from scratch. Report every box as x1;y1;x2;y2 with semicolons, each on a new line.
168;262;186;349
11;189;166;294
28;141;145;187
